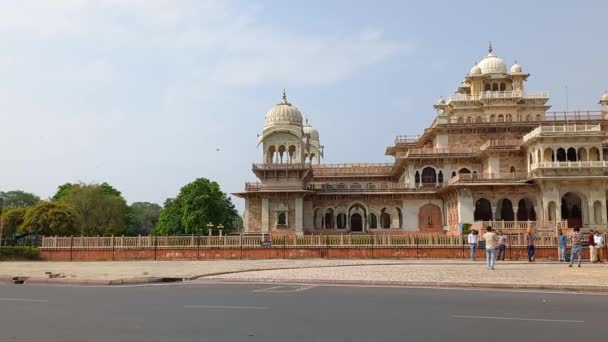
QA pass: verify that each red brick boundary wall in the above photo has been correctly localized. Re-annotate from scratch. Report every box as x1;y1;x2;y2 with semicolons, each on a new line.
40;246;595;261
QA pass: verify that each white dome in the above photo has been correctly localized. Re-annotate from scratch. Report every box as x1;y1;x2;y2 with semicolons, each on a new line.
264;91;303;127
601;91;608;101
510;62;522;73
470;65;481;75
478;52;507;74
303;119;320;141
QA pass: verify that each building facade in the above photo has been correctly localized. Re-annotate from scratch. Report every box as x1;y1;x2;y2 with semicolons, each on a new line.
235;45;608;235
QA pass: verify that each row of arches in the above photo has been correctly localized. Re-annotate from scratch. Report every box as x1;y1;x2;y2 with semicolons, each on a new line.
313;203;443;231
474;198;537;222
415;167;472;186
266;145;298;164
531;146;601;164
453;113;543;124
484;82;508;92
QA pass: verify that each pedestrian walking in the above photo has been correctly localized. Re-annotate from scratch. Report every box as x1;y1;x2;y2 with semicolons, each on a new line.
588;229;596;263
558;229;568;262
483;226;498;270
524;228;535;262
497;230;507;261
468;230;478;261
594;231;604;263
569;227;583;267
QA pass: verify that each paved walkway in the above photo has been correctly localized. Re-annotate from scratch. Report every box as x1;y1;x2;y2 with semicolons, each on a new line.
2;260;607;290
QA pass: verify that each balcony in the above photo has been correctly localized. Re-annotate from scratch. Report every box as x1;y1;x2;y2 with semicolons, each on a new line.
308;182;408;192
394;135;419;145
530;161;608;170
479;139;522;151
245;182;262;191
312;163;393;177
523;124;603;143
252;163;311;170
448;173;528;185
396;147;475;159
447;91;549;102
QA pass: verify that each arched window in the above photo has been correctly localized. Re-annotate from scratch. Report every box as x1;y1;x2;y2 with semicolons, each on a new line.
380;208;391;229
278;145;286;163
288;145;296;163
336;183;346;189
474;198;493;221
496;198;515;221
267;146;276;164
500;83;506;91
589;147;600;161
457;116;464;124
492;83;499;91
490;114;496;122
466;116;472;123
421;167;437;185
497;114;504;122
556;148;566;162
485;83;491;91
506;114;512;122
517;198;536;221
594;201;602;224
567;147;577;161
577;147;587;161
350;183;362;189
336;213;347;229
458;168;471;174
324;209;334;229
544;148;555;162
535;114;542;121
277;212;287;225
369;213;378;229
525;114;531;121
476;116;483;123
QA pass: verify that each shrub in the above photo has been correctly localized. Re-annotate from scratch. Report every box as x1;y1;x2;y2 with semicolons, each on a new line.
0;246;40;261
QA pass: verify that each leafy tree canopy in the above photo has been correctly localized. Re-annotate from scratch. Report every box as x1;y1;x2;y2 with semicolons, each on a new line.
59;183;129;236
154;178;240;235
52;182;121;201
0;190;41;213
20;202;79;236
127;202;162;236
1;207;27;238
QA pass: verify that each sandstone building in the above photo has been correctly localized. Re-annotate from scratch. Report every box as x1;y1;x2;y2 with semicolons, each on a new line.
235;45;608;235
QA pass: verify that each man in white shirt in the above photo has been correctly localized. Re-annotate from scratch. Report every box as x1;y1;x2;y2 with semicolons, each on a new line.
594;231;604;263
483;226;499;270
468;230;479;261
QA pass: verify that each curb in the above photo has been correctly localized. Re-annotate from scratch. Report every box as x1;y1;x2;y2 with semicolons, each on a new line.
200;277;608;293
2;276;181;286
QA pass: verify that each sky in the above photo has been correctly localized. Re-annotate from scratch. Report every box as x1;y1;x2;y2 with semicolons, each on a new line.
1;0;606;211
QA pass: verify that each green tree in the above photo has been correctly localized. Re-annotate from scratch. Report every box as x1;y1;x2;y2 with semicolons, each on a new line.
0;190;41;212
20;202;79;236
1;207;27;238
60;184;129;236
127;202;162;236
154;178;240;235
52;183;78;201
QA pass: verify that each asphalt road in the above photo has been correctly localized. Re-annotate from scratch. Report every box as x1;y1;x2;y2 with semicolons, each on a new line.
0;282;606;342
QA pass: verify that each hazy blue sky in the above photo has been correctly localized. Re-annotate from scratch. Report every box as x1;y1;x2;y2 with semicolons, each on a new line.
1;0;606;210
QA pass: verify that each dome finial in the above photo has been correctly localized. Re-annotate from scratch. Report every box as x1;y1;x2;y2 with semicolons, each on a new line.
488;41;493;54
282;88;287;100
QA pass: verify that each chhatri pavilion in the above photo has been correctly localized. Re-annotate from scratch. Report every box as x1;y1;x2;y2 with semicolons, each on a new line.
234;44;608;235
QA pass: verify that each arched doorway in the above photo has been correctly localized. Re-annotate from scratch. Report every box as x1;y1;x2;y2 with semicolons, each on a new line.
496;198;514;221
369;213;378;229
567;147;577;161
474;199;493;221
556;148;566;162
350;213;363;232
380;208;391;228
561;192;583;228
418;204;442;231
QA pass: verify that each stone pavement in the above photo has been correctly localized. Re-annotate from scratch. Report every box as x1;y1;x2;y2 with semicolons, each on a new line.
1;259;607;291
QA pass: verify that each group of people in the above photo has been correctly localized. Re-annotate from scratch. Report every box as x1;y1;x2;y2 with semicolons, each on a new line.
467;227;605;270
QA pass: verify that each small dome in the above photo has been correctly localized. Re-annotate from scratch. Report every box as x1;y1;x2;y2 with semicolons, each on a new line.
470;64;481;75
303;119;320;141
510;62;522;73
264;90;303;127
602;91;608;101
436;98;446;105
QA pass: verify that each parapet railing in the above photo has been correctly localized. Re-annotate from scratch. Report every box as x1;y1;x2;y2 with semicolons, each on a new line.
312;163;393;176
447;91;549;102
523;123;603;141
448;173;528;185
479;139;522;150
308;182;407;192
530;161;608;169
40;233;583;249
